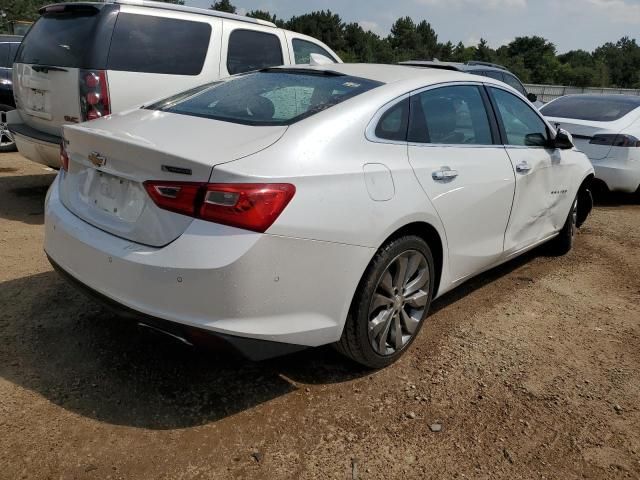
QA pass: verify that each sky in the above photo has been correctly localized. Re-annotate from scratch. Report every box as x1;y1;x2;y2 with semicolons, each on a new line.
186;0;640;53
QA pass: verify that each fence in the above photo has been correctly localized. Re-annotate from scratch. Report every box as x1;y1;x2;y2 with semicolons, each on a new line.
524;84;640;103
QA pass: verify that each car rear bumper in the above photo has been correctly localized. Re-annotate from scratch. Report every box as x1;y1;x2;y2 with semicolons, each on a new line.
44;174;373;349
9;121;62;168
592;155;640;193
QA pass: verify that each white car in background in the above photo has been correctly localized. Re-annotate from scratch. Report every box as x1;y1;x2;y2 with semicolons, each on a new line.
541;94;640;195
45;64;594;368
8;0;340;168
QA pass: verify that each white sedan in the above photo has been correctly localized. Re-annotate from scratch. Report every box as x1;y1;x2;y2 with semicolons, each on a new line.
541;94;640;195
45;64;594;368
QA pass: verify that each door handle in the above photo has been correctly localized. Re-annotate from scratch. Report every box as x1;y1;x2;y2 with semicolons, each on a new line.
432;166;459;181
516;161;532;173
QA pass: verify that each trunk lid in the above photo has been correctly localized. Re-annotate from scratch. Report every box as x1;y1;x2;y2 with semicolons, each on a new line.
60;109;287;247
12;3;117;137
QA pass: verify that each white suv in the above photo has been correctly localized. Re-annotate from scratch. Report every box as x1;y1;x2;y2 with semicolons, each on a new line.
8;0;340;168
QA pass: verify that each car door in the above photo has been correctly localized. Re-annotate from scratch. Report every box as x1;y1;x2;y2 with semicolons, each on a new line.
407;83;516;283
488;86;574;254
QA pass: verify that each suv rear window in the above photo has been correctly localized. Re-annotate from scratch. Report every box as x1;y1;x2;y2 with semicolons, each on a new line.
541;95;640;122
15;6;106;68
152;70;382;126
108;14;211;75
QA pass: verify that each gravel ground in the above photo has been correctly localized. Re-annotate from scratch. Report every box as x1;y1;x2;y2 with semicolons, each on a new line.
1;152;639;480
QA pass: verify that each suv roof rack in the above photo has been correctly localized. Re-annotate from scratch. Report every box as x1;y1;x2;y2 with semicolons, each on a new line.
97;0;277;27
466;61;507;71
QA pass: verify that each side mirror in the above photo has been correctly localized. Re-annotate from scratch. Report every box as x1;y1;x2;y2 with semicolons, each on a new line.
527;92;538;103
554;128;574;150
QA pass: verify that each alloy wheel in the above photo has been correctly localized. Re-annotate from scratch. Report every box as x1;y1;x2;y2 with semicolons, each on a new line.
368;250;430;356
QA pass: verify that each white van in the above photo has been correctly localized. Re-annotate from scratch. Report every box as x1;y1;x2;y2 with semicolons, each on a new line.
8;0;341;168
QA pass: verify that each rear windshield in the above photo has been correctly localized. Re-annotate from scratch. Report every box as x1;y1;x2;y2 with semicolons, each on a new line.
151;70;383;126
541;96;640;122
15;7;106;68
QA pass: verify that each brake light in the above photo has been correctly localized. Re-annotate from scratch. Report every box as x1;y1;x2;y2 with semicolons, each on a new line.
590;134;640;147
143;182;295;233
79;70;111;121
60;142;69;171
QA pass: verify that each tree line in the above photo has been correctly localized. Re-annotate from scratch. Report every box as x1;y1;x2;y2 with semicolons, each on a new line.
3;0;639;88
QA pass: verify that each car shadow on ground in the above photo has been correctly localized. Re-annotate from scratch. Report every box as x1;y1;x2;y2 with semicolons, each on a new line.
0;244;546;431
0;172;56;225
593;190;639;207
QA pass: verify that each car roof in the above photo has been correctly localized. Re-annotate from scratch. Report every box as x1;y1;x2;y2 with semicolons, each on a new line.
42;1;277;27
399;60;509;74
270;63;502;88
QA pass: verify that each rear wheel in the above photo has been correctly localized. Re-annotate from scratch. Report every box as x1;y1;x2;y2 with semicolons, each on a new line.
0;104;17;153
336;235;435;369
548;196;578;256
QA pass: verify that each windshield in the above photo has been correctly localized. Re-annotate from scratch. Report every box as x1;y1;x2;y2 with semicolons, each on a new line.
541;95;640;122
150;70;383;126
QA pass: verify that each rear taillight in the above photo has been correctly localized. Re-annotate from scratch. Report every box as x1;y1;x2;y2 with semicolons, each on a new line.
60;142;69;171
143;182;295;233
79;69;111;121
590;134;640;147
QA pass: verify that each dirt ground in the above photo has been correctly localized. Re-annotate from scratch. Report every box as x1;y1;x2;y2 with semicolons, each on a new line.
1;151;639;480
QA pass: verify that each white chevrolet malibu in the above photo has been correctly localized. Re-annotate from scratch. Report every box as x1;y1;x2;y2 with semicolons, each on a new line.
45;64;595;368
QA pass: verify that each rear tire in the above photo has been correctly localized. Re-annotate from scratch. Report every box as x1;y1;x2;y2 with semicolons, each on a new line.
336;235;435;369
0;104;17;153
548;196;578;256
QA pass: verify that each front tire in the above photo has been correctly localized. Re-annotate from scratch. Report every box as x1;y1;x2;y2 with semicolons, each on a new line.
548;196;578;256
336;235;435;369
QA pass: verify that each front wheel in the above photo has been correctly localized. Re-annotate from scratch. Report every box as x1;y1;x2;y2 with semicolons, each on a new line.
0;104;17;153
335;235;435;369
548;196;578;256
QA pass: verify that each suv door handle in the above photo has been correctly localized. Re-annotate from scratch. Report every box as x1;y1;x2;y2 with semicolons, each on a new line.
516;161;532;173
432;166;459;181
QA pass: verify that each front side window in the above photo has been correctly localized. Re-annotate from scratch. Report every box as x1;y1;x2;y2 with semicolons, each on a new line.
152;71;382;126
408;85;493;145
108;14;211;75
491;87;548;147
227;29;283;75
292;38;335;64
503;73;526;96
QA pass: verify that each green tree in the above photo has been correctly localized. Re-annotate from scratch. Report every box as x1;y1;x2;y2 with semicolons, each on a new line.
388;16;420;60
415;20;438;59
286;10;346;53
473;38;495;62
210;0;236;14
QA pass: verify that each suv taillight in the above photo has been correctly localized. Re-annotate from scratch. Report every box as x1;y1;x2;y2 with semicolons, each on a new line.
143;182;296;233
60;142;69;171
79;69;110;121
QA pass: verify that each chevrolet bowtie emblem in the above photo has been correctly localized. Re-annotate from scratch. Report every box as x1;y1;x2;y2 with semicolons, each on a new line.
88;152;106;168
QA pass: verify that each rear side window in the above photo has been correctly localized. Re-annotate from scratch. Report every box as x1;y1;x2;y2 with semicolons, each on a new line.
15;8;105;67
409;85;493;145
227;30;283;75
9;43;20;63
375;99;409;141
108;14;211;75
480;70;504;82
541;95;640;122
503;73;526;95
153;71;382;126
292;39;335;64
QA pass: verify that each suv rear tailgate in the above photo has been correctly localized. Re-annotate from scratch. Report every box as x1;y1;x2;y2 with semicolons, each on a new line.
13;3;117;137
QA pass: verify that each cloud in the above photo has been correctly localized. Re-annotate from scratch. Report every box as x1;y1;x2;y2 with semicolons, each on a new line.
358;20;387;36
414;0;526;9
584;0;640;24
